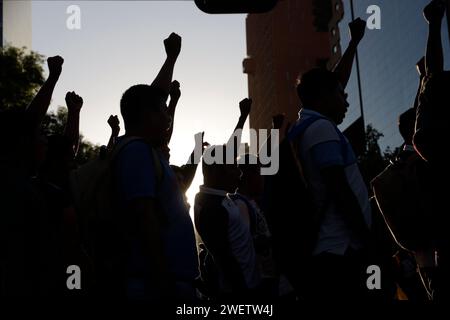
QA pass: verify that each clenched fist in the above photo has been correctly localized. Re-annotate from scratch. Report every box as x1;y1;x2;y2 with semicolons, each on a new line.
349;18;366;44
47;55;64;78
169;80;181;102
239;98;252;118
424;0;445;24
164;33;182;60
65;91;83;113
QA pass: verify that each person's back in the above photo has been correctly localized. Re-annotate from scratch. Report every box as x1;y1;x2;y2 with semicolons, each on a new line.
373;108;432;251
96;33;200;300
114;138;198;299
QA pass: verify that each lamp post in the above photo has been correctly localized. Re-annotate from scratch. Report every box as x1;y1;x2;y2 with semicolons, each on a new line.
349;0;366;150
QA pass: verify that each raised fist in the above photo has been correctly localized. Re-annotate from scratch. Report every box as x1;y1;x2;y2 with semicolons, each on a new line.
65;91;83;113
47;55;64;78
349;18;366;44
169;80;181;101
164;33;182;60
108;115;120;136
424;0;445;24
239;98;252;117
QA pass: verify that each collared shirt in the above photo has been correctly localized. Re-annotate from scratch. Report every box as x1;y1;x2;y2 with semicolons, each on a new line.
292;108;372;256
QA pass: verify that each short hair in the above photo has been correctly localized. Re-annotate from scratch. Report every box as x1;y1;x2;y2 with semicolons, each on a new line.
296;68;340;107
398;108;416;143
120;84;167;128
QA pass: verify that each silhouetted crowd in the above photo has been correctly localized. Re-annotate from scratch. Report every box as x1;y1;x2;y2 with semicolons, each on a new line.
0;0;448;303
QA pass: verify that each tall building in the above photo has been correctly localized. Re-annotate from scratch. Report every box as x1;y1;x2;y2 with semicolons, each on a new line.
339;0;450;151
244;0;450;152
1;0;32;49
243;0;345;141
0;0;3;46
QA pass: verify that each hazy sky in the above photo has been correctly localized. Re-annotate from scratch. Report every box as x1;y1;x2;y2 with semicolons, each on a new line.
32;0;250;161
32;1;250;204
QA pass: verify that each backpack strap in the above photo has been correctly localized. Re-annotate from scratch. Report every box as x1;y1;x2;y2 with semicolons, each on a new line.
287;114;350;164
229;193;258;236
287;115;326;141
111;136;164;190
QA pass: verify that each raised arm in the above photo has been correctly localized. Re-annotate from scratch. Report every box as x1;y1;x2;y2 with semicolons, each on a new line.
424;0;445;75
64;91;83;155
226;98;252;150
166;80;181;143
26;56;64;132
258;113;288;157
414;57;426;110
186;132;209;165
333;18;366;88
150;33;181;96
177;133;209;192
106;115;120;151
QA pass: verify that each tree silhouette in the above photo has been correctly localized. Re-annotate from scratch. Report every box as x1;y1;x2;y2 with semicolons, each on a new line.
0;46;45;111
1;46;99;166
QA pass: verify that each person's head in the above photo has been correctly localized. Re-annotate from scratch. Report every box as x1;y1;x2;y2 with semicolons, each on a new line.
398;108;416;145
120;84;172;147
237;154;264;198
202;145;241;193
297;68;349;124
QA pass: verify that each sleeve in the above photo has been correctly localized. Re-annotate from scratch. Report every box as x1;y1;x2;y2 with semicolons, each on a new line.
115;141;156;203
301;119;341;151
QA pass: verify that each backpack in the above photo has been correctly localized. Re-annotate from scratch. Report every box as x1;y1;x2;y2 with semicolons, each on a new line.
69;136;163;294
263;115;347;292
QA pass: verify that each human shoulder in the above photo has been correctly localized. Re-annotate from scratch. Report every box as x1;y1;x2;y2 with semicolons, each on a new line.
300;118;341;150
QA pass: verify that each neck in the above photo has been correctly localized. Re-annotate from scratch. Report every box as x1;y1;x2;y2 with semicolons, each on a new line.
125;129;158;147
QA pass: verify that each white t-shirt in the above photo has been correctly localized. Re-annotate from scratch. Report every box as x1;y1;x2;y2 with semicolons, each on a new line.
293;108;372;256
198;186;260;290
